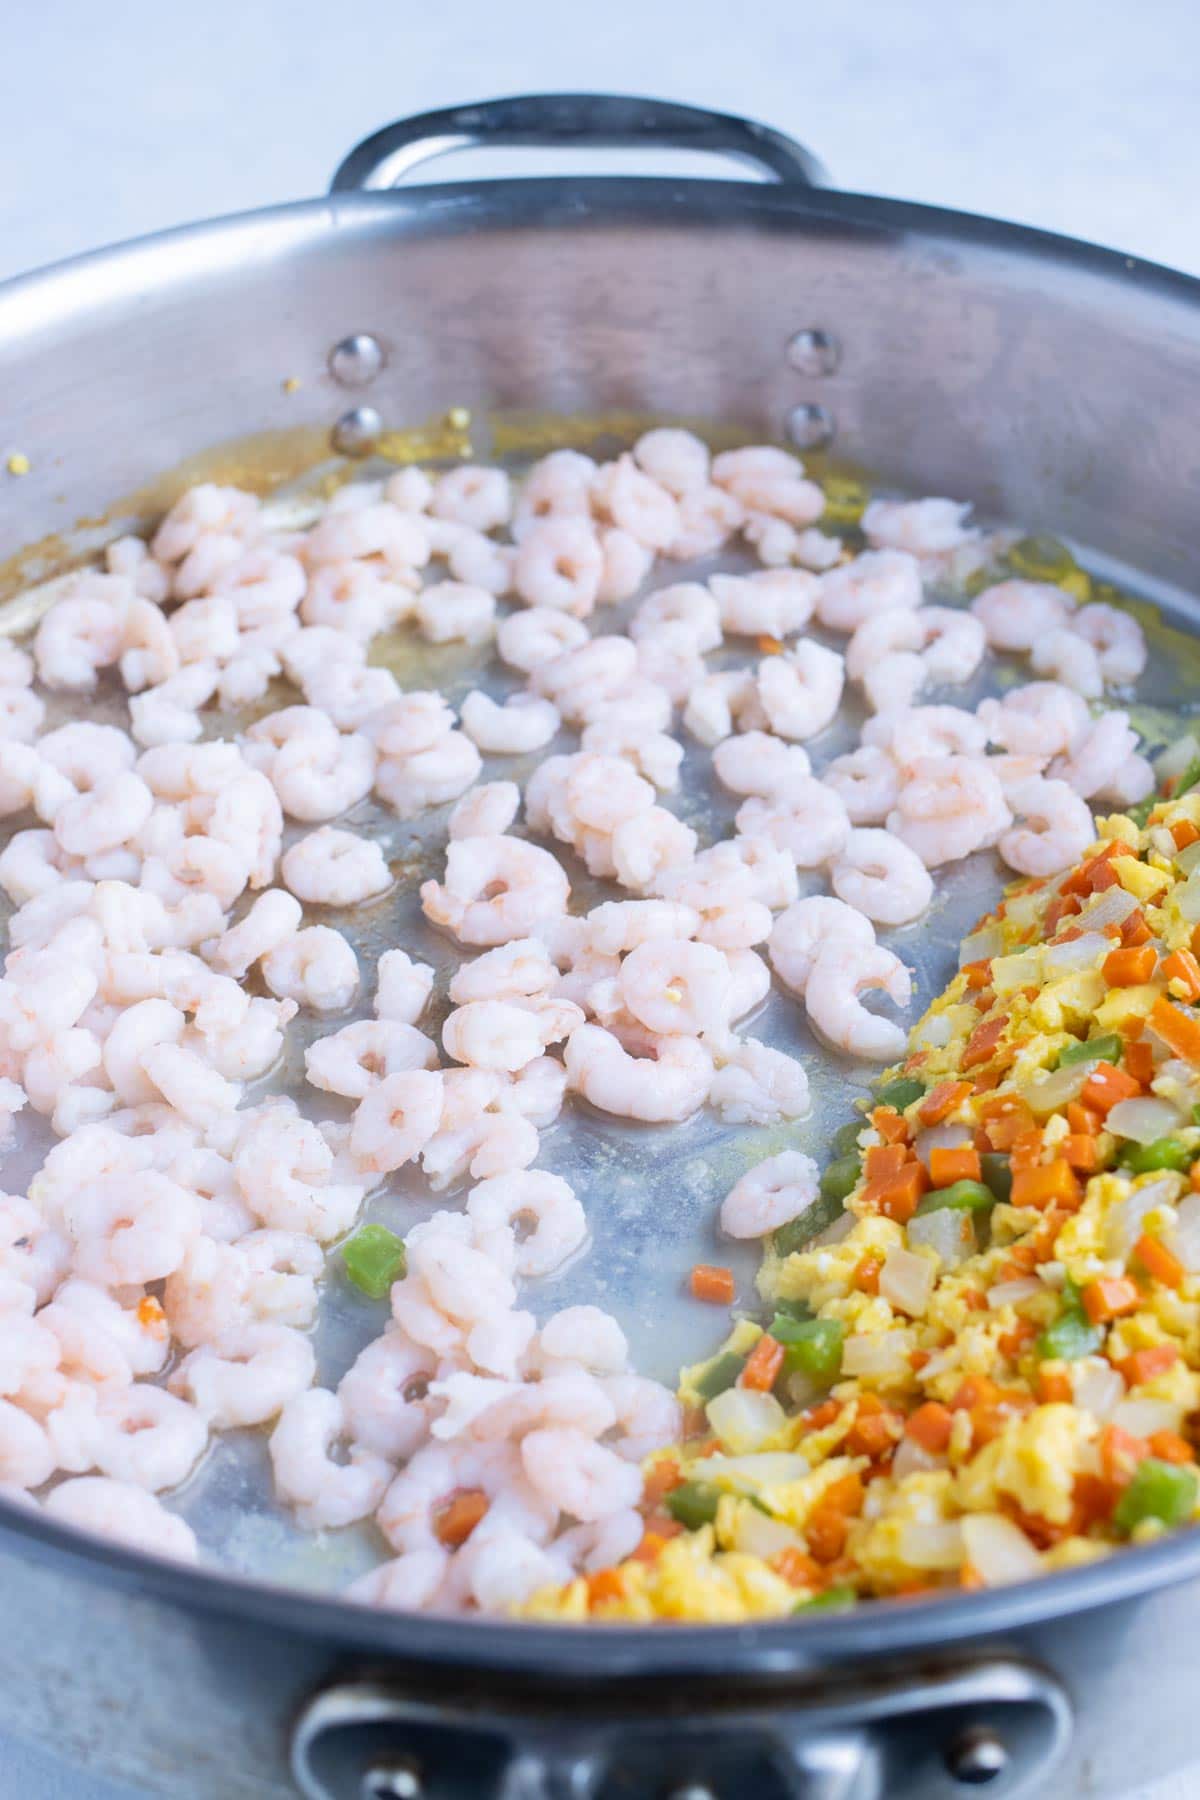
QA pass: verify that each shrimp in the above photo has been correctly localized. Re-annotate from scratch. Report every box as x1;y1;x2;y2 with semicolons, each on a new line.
998;777;1096;877
712;730;811;800
815;549;922;631
681;670;766;747
338;1328;440;1461
579;717;683;791
496;607;589;674
348;1549;449;1612
34;576;129;691
281;827;391;907
512;517;604;616
666;485;745;561
414;580;497;646
720;1149;820;1239
977;682;1089;758
596;527;655;603
630;582;722;652
887;755;1011;866
1067;602;1147;686
864;704;989;769
447;528;516;597
861;497;975;554
63;1171;201;1287
442;1001;545;1073
768;896;875;997
431;464;511;532
708;1039;811;1127
805;940;912;1062
591;454;679;550
67;1383;208;1490
350;1069;445;1174
375;731;483;818
830;828;934;925
1050;710;1139;800
261;926;359;1013
0;1399;55;1488
564;1023;712;1122
709;569;816;639
459;692;560;755
618;937;732;1036
421;837;570;946
234;1107;363;1241
1096;751;1154;808
602;1374;683;1462
466;1172;587;1278
710;446;823;527
520;1427;642;1522
374;949;434;1025
269;1389;392;1529
1030;627;1104;699
722;945;773;1022
580;899;700;957
756;642;844;740
269;730;376;822
537;1306;629;1375
377;1440;514;1553
970;579;1074;652
171;1323;315;1428
531;636;638;725
632;427;710;497
43;1477;198;1561
448;781;521;841
735;780;850;868
449;939;557;1005
822;745;901;825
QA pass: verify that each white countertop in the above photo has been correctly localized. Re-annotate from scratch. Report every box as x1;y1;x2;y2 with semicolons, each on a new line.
4;0;1199;1793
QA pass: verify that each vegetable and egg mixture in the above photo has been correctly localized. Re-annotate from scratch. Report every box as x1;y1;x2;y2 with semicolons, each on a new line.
527;776;1200;1620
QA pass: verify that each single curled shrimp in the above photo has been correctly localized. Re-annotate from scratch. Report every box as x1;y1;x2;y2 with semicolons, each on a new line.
564;1023;712;1122
998;777;1096;877
1067;602;1147;686
720;1149;820;1239
708;1038;811;1128
459;691;560;756
886;755;1010;867
821;746;901;825
421;837;570;946
755;642;844;740
735;779;850;868
768;896;875;997
712;730;811;801
804;940;912;1062
829;827;934;925
861;496;975;555
281;827;391;907
1050;710;1139;799
617;937;732;1036
269;1388;392;1530
466;1171;587;1278
970;579;1074;651
815;550;922;631
977;682;1088;758
513;517;604;616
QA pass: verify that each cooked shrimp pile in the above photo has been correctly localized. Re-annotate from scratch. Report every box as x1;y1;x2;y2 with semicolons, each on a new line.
0;430;1160;1615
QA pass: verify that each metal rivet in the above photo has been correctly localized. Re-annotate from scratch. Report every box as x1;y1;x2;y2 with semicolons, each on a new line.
329;333;385;387
665;1787;717;1800
786;328;840;376
332;406;383;458
786;402;835;451
945;1726;1009;1786
361;1758;422;1800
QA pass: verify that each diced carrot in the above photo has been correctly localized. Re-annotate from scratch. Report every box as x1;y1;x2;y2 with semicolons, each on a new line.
918;1080;973;1126
1100;1423;1149;1488
962;1014;1009;1070
1103;945;1158;986
434;1489;489;1547
1002;1243;1039;1278
1037;1366;1073;1403
1192;922;1200;961
872;1105;910;1144
1066;1100;1102;1135
756;634;783;655
1045;893;1083;932
1172;819;1200;851
1011;1159;1081;1211
1061;841;1121;895
1071;1473;1121;1530
769;1547;823;1588
949;1375;1000;1412
960;1561;986;1591
1119;1342;1180;1386
1061;1133;1098;1173
630;1530;671;1565
905;1401;955;1454
863;1161;928;1224
1121;908;1152;948
642;1458;683;1505
690;1264;735;1305
998;1318;1038;1358
978;1094;1035;1150
804;1399;842;1429
1010;1129;1045;1173
1149;1430;1195;1465
1162;949;1200;1003
1080;1060;1142;1113
910;1347;932;1371
805;1472;864;1562
587;1567;628;1607
740;1334;785;1392
1191;1161;1200;1195
845;1392;902;1458
864;1142;909;1181
1081;1275;1141;1324
963;1288;990;1312
1135;1233;1186;1290
1123;1038;1155;1085
136;1295;169;1339
971;987;996;1014
854;1254;883;1295
1149;996;1200;1066
962;959;993;990
929;1144;982;1186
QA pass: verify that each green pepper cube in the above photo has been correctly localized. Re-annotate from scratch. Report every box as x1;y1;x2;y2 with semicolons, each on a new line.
794;1582;857;1613
666;1480;722;1531
876;1076;926;1112
831;1119;864;1158
915;1179;996;1215
1056;1033;1122;1069
341;1223;407;1300
1120;1138;1191;1175
1174;756;1200;800
980;1152;1013;1203
1113;1458;1198;1533
1036;1309;1102;1362
692;1350;745;1402
779;1318;844;1383
771;1298;814;1325
819;1154;862;1206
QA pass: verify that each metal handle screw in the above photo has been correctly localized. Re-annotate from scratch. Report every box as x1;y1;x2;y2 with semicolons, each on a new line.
786;402;835;451
329;334;385;387
361;1758;423;1800
786;329;840;376
945;1727;1009;1785
665;1786;719;1800
331;405;384;457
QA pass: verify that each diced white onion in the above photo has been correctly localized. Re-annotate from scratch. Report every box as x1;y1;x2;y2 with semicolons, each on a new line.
907;1207;977;1268
1043;932;1108;973
959;924;1004;968
897;1519;964;1570
1177;841;1200;877
879;1247;936;1317
810;1211;856;1249
961;1513;1043;1586
987;1277;1043;1309
1172;1192;1200;1271
916;1014;954;1049
1022;1061;1092;1119
1177;869;1200;924
1106;1175;1181;1259
913;1123;973;1169
732;1507;803;1560
1003;888;1045;934
703;1452;811;1487
1154;735;1200;782
841;1329;916;1378
1111;1397;1184;1438
706;1387;786;1454
1105;1096;1186;1145
992;950;1043;996
1076;886;1139;933
1071;1356;1126;1419
891;1436;948;1479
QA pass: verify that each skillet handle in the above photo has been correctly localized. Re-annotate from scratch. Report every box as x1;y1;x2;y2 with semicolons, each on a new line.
330;93;828;193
